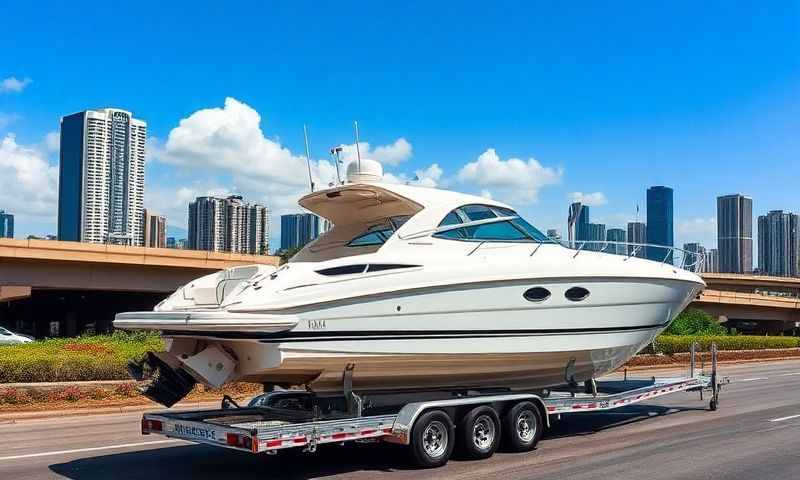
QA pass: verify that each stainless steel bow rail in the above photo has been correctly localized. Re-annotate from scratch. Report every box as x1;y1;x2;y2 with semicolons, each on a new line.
560;240;706;271
138;344;724;467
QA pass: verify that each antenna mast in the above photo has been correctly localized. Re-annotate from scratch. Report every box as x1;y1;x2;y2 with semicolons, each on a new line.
303;124;315;192
330;146;343;184
353;121;362;173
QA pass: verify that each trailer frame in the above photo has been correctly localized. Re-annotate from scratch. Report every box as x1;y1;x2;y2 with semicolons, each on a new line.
139;342;726;463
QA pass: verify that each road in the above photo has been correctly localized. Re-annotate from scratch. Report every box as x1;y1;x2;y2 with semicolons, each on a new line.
1;360;799;480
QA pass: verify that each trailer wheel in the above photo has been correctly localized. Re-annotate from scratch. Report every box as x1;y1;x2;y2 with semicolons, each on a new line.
457;406;501;460
409;410;455;468
503;401;542;452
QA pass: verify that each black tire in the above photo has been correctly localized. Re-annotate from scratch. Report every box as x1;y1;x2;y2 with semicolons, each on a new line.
409;410;455;468
457;406;501;460
503;401;543;452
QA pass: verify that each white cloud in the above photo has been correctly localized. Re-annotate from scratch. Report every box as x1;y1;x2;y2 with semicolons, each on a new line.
0;134;59;220
43;131;60;153
0;77;32;94
334;137;413;167
456;148;562;204
569;191;607;206
384;163;443;187
150;97;338;219
480;189;493;199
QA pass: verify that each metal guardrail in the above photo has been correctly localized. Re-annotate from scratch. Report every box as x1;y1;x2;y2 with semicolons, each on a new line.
554;240;706;271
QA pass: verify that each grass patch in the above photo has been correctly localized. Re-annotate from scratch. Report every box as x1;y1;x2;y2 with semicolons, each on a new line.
0;331;164;383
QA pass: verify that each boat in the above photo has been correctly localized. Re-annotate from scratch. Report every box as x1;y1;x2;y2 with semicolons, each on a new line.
115;159;705;407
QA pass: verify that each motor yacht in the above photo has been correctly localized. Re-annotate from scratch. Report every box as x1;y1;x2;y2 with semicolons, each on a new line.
115;160;705;407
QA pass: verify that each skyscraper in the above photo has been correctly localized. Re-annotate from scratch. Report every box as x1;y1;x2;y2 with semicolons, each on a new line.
142;209;167;248
546;229;562;242
280;213;322;250
627;221;646;258
717;194;753;273
682;242;707;272
0;210;13;239
188;195;269;254
646;186;674;263
567;202;587;245
757;210;799;277
584;222;606;251
704;248;720;273
606;228;626;255
58;108;147;245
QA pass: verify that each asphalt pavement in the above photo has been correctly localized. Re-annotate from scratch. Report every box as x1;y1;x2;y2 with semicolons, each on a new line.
1;359;799;480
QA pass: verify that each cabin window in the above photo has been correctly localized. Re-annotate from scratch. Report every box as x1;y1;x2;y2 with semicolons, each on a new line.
462;204;497;221
316;264;418;276
346;216;409;248
463;221;529;241
316;265;368;276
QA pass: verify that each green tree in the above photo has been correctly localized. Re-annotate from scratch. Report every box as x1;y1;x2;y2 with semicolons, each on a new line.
665;308;727;336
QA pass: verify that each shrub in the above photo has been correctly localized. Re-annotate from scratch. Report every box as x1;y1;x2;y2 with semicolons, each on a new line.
114;382;140;398
0;333;164;383
665;309;727;336
88;387;110;400
47;386;85;402
0;388;29;405
652;335;800;355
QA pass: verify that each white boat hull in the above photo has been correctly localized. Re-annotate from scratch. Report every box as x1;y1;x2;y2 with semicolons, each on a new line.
159;276;699;392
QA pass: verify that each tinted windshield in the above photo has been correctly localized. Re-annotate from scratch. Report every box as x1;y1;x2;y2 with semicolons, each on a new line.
433;204;551;243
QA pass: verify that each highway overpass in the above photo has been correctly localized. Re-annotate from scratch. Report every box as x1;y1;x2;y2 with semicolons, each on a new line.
0;238;279;337
694;273;800;335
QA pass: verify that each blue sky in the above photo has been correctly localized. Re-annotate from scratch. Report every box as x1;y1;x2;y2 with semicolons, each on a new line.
1;1;798;252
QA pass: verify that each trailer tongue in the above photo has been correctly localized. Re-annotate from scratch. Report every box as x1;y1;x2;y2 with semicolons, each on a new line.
138;344;725;468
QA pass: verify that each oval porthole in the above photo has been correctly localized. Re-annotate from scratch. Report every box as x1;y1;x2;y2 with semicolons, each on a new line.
524;287;551;303
565;286;590;302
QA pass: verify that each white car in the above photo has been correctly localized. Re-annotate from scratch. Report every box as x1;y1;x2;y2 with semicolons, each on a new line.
0;327;33;345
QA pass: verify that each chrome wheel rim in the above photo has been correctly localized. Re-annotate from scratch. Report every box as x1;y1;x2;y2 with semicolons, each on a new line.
422;421;448;458
517;411;536;443
472;414;496;451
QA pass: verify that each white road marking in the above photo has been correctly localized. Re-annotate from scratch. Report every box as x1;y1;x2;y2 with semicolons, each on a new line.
0;439;182;461
739;377;768;382
778;372;800;377
769;414;800;423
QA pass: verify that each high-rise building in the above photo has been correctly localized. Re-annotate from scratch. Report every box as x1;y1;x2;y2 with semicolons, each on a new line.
188;195;269;254
682;242;707;272
280;213;323;250
166;237;177;249
58;108;147;245
0;210;13;239
704;248;720;273
717;194;753;273
757;210;799;277
546;229;562;242
584;222;606;251
567;202;589;245
646;186;674;263
627;221;647;258
606;228;626;255
142;209;166;248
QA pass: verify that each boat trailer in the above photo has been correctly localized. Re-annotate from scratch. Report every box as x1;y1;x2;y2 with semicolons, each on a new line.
138;343;726;467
